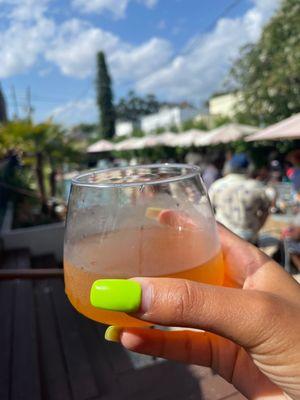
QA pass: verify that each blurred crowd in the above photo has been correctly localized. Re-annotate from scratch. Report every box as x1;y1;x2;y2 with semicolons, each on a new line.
199;149;300;273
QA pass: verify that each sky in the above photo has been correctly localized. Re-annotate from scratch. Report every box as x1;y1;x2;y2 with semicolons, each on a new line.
0;0;280;126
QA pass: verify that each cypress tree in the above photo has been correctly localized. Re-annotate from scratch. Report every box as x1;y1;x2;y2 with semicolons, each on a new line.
96;51;115;139
0;83;7;124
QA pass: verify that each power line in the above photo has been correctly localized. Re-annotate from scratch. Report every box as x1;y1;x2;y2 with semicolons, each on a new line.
204;0;244;33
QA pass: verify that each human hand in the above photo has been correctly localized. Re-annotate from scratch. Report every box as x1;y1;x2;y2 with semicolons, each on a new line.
91;213;300;399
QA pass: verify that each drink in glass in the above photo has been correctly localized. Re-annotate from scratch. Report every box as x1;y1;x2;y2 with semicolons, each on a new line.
64;164;224;327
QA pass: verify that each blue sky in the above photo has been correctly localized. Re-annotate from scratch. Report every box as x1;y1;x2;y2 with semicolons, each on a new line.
0;0;280;126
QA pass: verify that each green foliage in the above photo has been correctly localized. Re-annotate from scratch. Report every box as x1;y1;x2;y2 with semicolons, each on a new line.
75;123;98;134
96;51;115;139
181;117;229;131
169;125;179;133
0;120;79;205
181;119;196;131
0;120;77;162
154;127;166;134
0;84;7;124
230;0;300;125
193;120;210;131
115;91;161;122
211;115;232;129
131;129;145;138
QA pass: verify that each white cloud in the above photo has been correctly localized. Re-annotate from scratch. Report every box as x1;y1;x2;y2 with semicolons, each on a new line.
109;37;172;82
0;0;170;82
49;98;97;125
72;0;158;18
0;0;49;21
0;0;54;78
135;0;281;102
45;19;172;81
139;0;157;8
72;0;129;19
0;0;280;125
45;19;120;78
0;18;55;78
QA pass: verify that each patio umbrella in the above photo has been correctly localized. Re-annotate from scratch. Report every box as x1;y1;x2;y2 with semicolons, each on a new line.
246;113;300;141
194;130;218;146
87;140;115;153
196;123;257;146
171;129;206;147
115;132;178;150
139;135;161;148
155;131;177;146
115;137;145;151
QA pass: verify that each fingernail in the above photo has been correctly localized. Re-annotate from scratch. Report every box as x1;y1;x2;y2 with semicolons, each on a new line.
104;326;122;342
90;279;142;312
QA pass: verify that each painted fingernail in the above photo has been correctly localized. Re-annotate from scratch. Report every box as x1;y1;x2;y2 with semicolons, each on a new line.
90;279;142;312
104;326;122;342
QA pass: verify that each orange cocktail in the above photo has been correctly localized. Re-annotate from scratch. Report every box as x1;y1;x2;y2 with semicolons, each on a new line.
65;224;224;326
64;164;224;327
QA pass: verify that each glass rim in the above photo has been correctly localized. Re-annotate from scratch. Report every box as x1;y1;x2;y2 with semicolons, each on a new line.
71;163;202;189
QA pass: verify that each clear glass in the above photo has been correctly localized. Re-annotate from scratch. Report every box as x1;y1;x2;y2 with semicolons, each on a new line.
64;164;224;327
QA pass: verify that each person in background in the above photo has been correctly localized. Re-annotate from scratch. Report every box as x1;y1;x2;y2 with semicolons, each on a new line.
209;153;271;243
202;156;221;189
222;150;232;176
251;166;278;212
287;149;300;193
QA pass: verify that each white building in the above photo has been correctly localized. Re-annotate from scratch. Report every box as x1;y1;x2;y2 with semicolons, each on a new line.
209;92;242;117
140;105;197;133
115;121;138;137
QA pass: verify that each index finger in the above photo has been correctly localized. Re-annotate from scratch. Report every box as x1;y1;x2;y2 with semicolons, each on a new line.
217;224;269;287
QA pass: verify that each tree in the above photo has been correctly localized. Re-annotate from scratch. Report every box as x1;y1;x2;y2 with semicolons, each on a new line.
0;83;7;124
115;91;162;122
0;120;78;213
230;0;300;126
96;51;115;139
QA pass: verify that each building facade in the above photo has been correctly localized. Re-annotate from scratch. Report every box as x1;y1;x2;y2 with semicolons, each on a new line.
209;92;242;117
140;106;198;133
115;121;139;137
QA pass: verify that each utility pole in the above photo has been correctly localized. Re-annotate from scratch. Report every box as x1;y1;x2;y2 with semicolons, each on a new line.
26;86;34;120
11;85;19;119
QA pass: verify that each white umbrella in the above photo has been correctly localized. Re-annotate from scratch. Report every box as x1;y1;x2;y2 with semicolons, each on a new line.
87;139;115;153
115;132;178;150
115;137;145;151
246;113;300;141
171;129;206;147
155;131;178;146
194;131;217;146
139;135;161;148
195;123;257;146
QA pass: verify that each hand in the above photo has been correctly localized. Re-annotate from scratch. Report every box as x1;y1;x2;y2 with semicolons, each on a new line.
91;214;300;399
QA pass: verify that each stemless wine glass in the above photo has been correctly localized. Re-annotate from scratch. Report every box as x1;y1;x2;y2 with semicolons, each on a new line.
64;164;224;327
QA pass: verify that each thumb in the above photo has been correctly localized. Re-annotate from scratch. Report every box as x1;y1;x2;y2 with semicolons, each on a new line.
132;277;282;350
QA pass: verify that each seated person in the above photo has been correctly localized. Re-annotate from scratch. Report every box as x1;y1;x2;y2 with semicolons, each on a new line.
209;153;271;243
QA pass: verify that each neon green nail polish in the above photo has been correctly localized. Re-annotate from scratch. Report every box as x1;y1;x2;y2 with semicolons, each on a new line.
90;279;142;312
